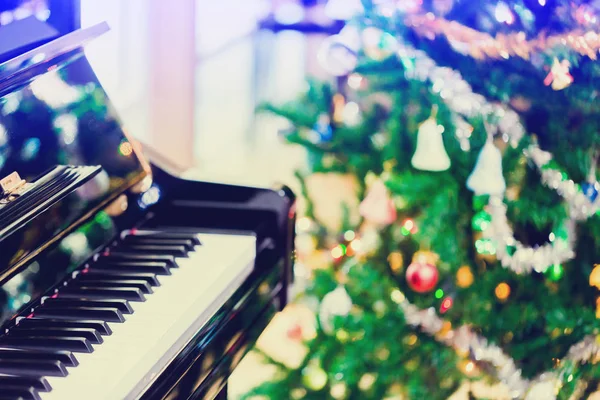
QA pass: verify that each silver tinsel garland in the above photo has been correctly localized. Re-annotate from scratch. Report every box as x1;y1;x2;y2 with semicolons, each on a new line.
526;143;600;221
484;195;577;274
391;289;599;399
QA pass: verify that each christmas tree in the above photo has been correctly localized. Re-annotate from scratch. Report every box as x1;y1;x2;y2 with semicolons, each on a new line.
244;1;600;398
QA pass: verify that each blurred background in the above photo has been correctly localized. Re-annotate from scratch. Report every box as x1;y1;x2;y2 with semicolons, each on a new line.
0;0;347;187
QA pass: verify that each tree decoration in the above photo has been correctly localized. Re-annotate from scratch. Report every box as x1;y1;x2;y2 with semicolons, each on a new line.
590;264;600;289
319;286;353;333
331;93;346;125
582;151;599;202
358;373;377;391
406;261;439;293
388;251;404;273
545;263;565;282
440;296;453;313
466;138;506;196
583;181;600;202
362;27;399;61
459;360;478;377
543;58;574;91
400;219;418;236
330;382;348;399
359;179;397;226
310;113;333;144
412;250;440;266
302;363;328;391
495;282;511;301
411;106;451;171
526;143;600;220
456;265;474;288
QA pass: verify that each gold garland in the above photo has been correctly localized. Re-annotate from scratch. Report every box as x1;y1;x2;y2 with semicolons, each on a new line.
405;13;600;61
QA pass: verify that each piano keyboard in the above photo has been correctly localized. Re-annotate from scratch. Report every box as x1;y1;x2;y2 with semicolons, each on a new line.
0;229;256;400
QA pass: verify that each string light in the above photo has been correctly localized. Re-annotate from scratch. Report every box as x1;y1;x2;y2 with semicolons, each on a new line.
350;239;362;252
331;244;346;259
119;141;133;157
390;289;405;304
590;264;600;289
440;297;453;313
456;266;474;288
401;219;418;235
297;217;313;232
495;282;511;301
358;373;377;391
343;230;356;241
330;382;347;399
405;334;418;346
387;251;404;272
347;73;364;90
546;263;565;282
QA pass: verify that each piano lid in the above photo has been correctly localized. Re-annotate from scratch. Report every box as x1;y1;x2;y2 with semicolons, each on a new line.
0;22;109;89
0;23;147;282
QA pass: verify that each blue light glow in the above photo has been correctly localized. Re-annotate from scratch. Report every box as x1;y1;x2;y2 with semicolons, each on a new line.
138;185;162;209
20;138;41;161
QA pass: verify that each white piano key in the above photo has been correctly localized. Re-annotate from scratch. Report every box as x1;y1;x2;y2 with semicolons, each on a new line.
41;233;256;400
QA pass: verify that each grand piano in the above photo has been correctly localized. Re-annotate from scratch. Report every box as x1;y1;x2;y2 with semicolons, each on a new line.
0;23;296;400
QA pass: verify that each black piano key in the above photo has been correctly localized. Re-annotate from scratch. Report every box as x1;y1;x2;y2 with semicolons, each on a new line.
68;279;153;294
0;336;93;353
33;306;127;322
0;376;51;392
98;253;177;268
77;270;161;287
0;348;78;367
90;261;171;275
0;359;69;377
117;244;188;257
123;229;201;245
120;237;195;251
58;287;146;302
10;328;103;345
0;386;41;400
16;318;112;336
41;298;133;314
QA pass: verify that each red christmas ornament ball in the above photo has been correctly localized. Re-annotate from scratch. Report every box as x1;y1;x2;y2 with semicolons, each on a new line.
406;262;439;293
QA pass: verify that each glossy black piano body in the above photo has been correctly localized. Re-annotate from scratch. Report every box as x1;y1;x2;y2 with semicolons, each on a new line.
0;23;295;399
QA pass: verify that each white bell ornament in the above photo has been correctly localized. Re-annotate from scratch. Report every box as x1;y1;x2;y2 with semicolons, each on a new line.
411;107;451;172
466;139;506;195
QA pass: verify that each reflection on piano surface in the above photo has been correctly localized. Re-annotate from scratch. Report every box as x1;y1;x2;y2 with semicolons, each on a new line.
0;23;296;400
